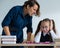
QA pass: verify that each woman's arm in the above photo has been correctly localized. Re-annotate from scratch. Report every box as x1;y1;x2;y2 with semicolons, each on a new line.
27;32;31;41
2;6;17;35
3;26;10;35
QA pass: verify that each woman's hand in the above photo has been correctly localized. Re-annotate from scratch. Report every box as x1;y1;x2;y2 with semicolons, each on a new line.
22;39;27;43
22;40;34;44
22;34;35;43
30;34;35;43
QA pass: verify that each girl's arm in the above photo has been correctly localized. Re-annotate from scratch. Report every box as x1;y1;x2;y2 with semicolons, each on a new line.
50;30;57;39
34;31;41;43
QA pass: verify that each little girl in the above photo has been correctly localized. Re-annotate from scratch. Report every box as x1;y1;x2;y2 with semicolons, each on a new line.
34;18;57;48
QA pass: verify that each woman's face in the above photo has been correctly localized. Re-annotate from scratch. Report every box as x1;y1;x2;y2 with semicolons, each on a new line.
27;4;38;16
40;21;50;33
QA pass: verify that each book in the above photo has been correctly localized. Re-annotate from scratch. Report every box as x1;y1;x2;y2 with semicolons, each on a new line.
1;36;16;39
2;41;16;44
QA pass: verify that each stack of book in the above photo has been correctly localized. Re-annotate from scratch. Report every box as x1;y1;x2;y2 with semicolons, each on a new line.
1;36;16;44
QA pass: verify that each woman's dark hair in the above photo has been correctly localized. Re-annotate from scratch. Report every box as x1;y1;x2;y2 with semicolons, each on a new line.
35;20;42;37
23;0;40;16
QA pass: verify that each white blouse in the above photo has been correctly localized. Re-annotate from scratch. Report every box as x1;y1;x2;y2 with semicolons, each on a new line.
34;30;57;43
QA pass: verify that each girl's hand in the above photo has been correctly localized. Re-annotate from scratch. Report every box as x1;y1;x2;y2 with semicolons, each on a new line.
50;20;53;30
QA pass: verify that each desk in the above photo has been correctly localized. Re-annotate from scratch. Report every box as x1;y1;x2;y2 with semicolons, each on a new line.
0;43;56;48
0;42;60;48
0;43;54;46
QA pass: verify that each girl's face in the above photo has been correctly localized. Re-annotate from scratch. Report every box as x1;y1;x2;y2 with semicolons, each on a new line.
40;21;50;33
27;4;38;16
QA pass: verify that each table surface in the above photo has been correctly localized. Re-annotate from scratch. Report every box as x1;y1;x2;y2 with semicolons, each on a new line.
0;43;55;46
0;42;60;46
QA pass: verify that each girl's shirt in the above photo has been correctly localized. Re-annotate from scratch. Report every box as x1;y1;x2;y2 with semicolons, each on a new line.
34;30;57;43
40;32;53;42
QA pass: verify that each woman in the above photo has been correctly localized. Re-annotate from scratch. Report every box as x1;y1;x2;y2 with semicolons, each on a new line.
1;0;40;48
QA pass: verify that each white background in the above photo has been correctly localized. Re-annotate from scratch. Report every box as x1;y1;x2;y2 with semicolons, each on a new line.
0;0;60;40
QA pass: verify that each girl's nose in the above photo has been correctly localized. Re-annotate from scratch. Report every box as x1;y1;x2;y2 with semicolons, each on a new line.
34;11;36;14
33;11;36;14
43;28;46;31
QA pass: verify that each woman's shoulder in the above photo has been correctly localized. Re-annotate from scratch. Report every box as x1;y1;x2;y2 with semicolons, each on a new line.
12;5;22;8
9;5;23;12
